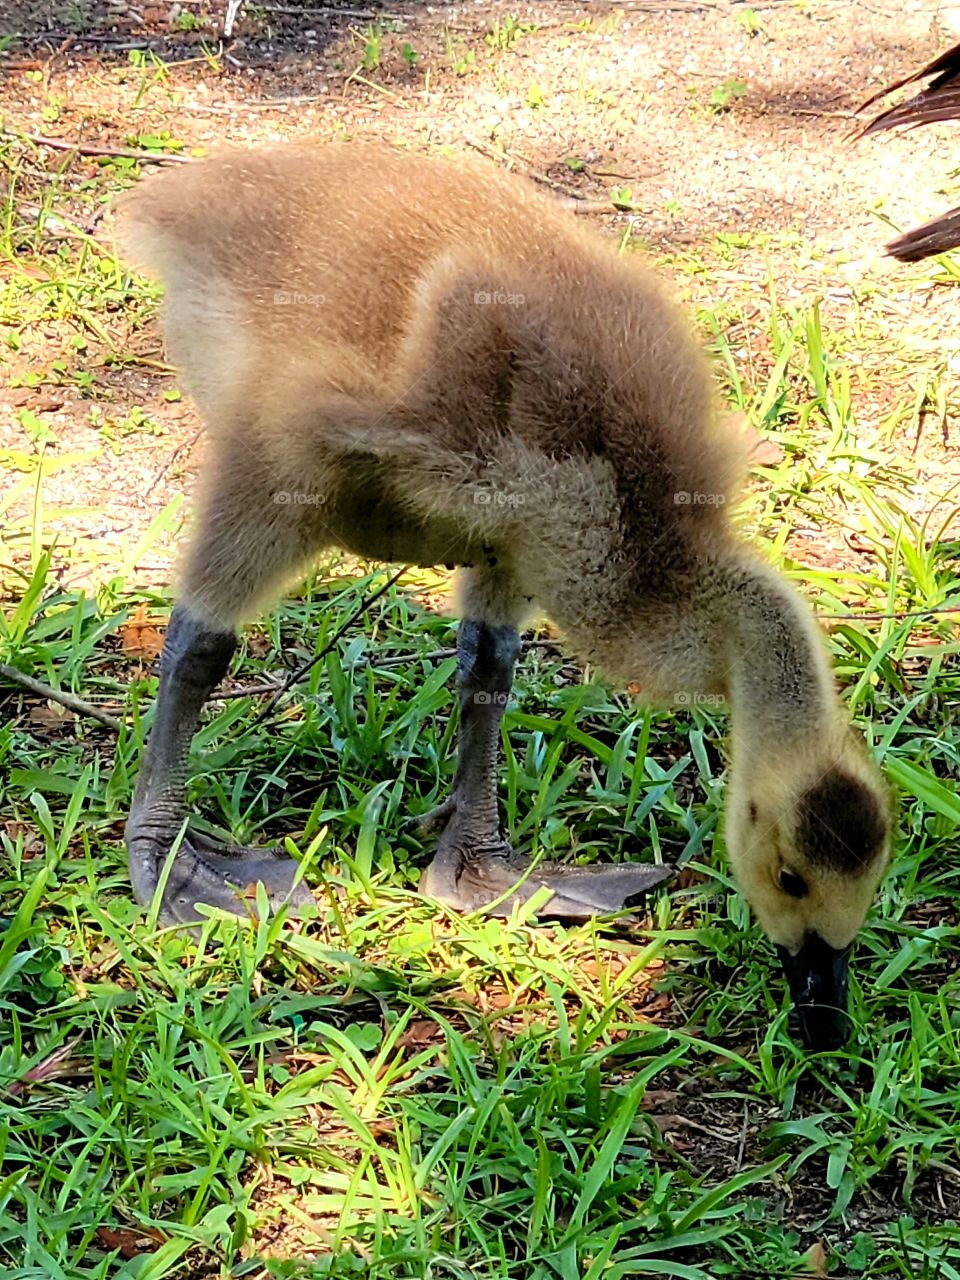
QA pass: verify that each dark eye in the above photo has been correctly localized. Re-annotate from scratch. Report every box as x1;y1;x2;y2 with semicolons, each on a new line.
779;869;808;899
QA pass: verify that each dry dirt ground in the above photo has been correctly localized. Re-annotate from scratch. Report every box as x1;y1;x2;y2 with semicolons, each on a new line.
4;0;960;595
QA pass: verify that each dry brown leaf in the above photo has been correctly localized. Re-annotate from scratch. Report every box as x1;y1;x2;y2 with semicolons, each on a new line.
801;1240;829;1277
398;1019;442;1050
649;1113;689;1134
674;866;708;890
7;1040;84;1096
9;389;65;413
4;822;44;856
120;604;166;660
750;437;787;467
246;630;274;658
95;1226;165;1258
28;702;73;727
649;1113;739;1142
641;1089;679;1109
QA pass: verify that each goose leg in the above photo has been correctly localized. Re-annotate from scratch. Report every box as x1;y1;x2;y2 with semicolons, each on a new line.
123;449;333;925
420;619;672;919
125;604;313;925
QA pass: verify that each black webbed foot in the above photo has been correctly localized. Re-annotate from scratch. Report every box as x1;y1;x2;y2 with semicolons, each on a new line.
126;824;313;926
419;820;673;920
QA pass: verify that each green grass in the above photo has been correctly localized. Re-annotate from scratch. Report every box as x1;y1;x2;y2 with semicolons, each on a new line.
6;551;960;1279
5;145;960;1280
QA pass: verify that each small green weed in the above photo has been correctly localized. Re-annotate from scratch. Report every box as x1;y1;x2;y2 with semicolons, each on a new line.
709;78;748;113
486;15;537;51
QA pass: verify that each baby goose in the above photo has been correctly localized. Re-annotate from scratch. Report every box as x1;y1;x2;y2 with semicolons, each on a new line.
117;141;890;1050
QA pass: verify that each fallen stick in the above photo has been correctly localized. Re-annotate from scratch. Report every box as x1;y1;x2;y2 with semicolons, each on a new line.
259;4;403;17
0;663;123;731
208;638;568;701
247;566;411;729
562;198;641;215
5;130;191;165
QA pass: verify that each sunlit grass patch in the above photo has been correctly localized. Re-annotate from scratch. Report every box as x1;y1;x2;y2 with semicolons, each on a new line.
4;527;960;1275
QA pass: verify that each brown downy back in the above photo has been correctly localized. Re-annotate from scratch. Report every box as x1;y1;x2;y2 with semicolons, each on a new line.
116;142;749;590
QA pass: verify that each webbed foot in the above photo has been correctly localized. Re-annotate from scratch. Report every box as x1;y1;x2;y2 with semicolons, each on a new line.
124;605;314;928
420;820;673;920
126;824;313;926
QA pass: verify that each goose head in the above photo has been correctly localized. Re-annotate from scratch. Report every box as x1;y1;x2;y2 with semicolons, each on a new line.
725;738;890;1050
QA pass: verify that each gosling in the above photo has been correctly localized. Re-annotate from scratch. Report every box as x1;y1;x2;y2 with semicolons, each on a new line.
117;142;891;1051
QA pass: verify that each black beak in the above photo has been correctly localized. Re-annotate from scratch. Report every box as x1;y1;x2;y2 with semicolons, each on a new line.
776;934;852;1052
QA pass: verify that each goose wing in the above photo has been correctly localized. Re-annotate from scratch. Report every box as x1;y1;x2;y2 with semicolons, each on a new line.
858;40;960;260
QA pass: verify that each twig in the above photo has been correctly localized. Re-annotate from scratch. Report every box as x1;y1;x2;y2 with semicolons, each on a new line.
583;0;718;8
259;4;403;17
210;679;285;702
45;35;76;73
5;130;191;165
65;35;214;59
17;201;114;250
208;637;566;702
463;138;579;198
176;94;337;112
343;71;408;104
144;430;203;502
246;566;410;729
791;107;858;120
735;1101;750;1173
561;198;641;215
927;1158;960;1184
347;637;565;671
0;663;123;731
465;138;645;213
59;34;167;46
